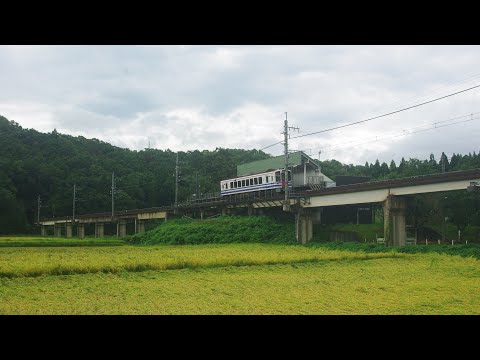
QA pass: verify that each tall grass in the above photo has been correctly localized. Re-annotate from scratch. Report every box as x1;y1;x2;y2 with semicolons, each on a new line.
0;243;404;278
0;236;126;247
307;241;480;260
1;253;479;314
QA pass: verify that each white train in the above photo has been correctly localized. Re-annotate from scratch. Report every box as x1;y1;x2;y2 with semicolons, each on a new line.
220;168;292;197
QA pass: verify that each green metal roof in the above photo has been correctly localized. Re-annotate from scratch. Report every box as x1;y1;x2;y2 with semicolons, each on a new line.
237;151;310;176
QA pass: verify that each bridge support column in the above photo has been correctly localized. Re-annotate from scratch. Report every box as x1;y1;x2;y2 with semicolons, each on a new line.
95;223;104;238
201;210;204;220
137;220;145;234
40;225;46;237
118;219;127;237
54;223;62;237
296;211;313;244
66;222;72;238
384;195;406;246
78;224;85;239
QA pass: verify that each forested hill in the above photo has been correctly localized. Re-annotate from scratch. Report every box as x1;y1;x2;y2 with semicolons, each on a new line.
0;116;270;233
1;115;480;234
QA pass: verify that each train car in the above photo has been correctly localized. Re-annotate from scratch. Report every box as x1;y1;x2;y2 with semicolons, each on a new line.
220;168;292;198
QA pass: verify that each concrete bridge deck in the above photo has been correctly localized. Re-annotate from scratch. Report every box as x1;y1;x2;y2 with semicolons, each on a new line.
38;169;480;244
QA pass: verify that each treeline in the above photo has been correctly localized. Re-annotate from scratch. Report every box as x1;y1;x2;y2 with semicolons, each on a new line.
0;116;269;233
321;153;480;181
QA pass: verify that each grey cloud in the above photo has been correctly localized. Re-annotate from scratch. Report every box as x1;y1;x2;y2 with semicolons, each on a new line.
2;45;480;166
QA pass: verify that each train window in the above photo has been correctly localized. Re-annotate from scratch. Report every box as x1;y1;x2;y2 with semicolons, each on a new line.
230;182;233;188
241;180;245;187
234;181;237;188
275;171;281;182
258;177;262;184
254;178;258;185
250;178;253;186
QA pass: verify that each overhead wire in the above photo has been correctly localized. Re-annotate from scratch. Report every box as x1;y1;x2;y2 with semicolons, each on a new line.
300;111;480;155
260;79;480;151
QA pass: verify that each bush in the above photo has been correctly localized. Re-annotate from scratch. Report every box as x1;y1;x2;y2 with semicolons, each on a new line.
127;215;297;245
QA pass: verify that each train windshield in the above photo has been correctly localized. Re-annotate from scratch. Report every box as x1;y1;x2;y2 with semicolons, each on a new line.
280;170;292;181
275;171;281;182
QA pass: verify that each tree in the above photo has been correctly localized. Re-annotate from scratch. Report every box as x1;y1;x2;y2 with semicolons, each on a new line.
389;160;397;173
440;152;449;172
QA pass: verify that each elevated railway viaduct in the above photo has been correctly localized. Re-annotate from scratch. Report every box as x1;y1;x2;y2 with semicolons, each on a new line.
39;169;480;246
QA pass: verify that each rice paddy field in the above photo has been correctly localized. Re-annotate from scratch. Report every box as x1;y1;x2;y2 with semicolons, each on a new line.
1;239;480;314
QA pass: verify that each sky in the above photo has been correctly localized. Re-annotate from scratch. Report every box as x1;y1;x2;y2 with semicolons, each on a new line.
1;45;480;166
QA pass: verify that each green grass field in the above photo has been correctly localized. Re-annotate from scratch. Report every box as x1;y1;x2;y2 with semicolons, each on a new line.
0;236;126;247
1;240;480;314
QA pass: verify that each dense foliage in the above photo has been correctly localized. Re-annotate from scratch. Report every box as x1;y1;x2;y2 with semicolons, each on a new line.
320;152;480;181
0;116;269;233
128;216;297;245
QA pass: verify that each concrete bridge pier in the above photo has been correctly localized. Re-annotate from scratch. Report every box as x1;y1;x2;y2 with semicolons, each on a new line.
200;210;204;220
137;220;145;234
66;222;73;238
54;223;62;237
384;195;407;246
95;223;104;238
296;211;313;244
40;225;46;237
118;219;127;237
78;224;85;239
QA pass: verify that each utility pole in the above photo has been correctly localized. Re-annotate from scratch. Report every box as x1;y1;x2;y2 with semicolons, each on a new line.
73;184;76;222
111;172;115;219
175;152;179;214
283;112;299;211
196;171;199;197
37;195;41;224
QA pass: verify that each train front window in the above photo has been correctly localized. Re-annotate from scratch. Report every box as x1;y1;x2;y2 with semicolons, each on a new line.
275;171;281;182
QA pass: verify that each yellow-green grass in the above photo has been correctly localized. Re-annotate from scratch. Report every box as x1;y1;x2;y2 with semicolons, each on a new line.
0;236;126;247
1;253;479;314
0;243;402;278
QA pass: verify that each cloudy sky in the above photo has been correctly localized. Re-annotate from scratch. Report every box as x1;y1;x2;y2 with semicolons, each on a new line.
1;45;480;165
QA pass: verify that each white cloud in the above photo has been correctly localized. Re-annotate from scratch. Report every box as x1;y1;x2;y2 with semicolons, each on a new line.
1;45;480;167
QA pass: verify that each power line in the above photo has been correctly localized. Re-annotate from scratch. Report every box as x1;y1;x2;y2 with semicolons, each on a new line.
291;84;480;141
304;111;480;155
260;83;480;151
314;72;480;130
320;114;480;158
